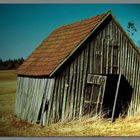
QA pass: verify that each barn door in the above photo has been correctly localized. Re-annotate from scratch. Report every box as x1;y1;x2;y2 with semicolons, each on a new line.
102;74;133;121
83;74;107;116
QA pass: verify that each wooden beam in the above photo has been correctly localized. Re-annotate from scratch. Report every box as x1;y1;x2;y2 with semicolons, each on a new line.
111;73;121;122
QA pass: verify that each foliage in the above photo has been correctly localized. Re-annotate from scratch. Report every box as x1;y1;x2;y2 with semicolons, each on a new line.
127;21;137;36
126;21;140;48
0;58;24;70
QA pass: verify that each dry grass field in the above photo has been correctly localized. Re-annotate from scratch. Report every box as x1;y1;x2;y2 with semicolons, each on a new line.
0;70;140;136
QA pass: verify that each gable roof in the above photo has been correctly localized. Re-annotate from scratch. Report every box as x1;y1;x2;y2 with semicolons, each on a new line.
17;10;140;77
17;10;111;76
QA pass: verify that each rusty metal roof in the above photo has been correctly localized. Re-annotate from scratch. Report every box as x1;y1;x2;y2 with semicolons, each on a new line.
17;11;111;76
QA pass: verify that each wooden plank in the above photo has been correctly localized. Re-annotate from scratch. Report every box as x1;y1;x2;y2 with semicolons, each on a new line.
58;71;65;121
127;43;131;83
120;30;123;74
117;25;121;74
133;54;138;115
75;51;83;117
102;38;107;74
100;38;103;74
40;79;48;124
93;39;97;74
69;60;77;119
134;56;138;114
79;46;89;117
74;55;80;118
63;66;70;119
31;79;41;123
106;39;109;74
95;76;107;116
24;77;33;120
46;79;55;124
46;79;54;125
27;78;37;122
73;57;79;118
126;43;131;82
110;40;113;73
46;79;55;125
54;77;60;122
124;40;128;78
95;85;102;115
129;45;133;83
77;50;84;118
40;79;49;125
31;78;40;122
96;38;101;74
89;85;94;115
122;36;125;75
98;76;107;116
66;63;74;119
111;73;121;122
52;78;59;123
42;110;46;126
30;78;42;123
126;43;138;116
101;23;106;74
137;62;140;114
62;67;69;120
130;46;135;83
89;41;93;74
23;77;30;120
34;79;47;123
20;77;28;120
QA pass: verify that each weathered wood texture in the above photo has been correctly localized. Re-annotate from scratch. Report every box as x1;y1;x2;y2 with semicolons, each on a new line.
48;19;140;124
16;18;140;125
15;77;55;124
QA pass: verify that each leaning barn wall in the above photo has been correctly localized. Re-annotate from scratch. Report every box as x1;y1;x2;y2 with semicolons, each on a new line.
87;19;140;116
15;77;55;124
91;19;140;116
48;19;140;124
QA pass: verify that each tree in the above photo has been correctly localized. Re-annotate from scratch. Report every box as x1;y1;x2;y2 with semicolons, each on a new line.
0;57;24;70
126;21;140;48
127;21;137;36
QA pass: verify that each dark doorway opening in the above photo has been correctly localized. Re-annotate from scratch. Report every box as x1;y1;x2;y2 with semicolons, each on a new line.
102;74;133;120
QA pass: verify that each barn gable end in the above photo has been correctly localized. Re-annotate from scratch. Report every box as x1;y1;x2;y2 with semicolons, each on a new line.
15;10;140;126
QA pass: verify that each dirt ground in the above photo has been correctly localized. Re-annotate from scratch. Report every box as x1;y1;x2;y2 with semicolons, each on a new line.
0;70;140;136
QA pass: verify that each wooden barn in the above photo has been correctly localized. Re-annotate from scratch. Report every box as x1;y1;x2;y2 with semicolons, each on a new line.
15;10;140;126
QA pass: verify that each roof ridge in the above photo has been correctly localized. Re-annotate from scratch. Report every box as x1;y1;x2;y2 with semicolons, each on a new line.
17;10;112;76
58;10;110;29
59;13;106;28
48;10;111;35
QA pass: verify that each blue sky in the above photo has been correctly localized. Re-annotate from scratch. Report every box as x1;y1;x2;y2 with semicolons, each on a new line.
0;4;140;60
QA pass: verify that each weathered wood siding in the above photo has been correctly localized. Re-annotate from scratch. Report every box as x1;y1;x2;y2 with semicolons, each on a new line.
15;77;55;124
47;19;140;124
16;18;140;125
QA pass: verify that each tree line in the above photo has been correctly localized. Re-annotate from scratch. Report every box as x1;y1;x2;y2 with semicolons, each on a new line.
0;57;24;70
